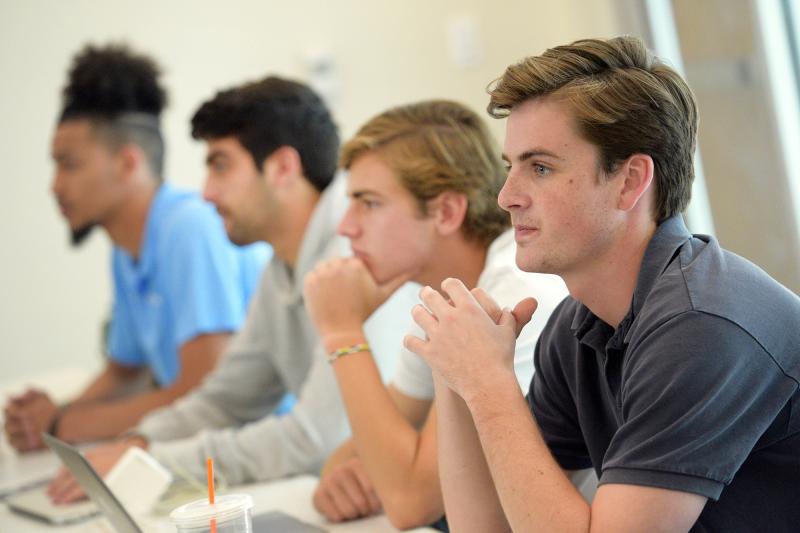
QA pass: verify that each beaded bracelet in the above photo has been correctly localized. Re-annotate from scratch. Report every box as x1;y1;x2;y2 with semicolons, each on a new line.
327;342;370;364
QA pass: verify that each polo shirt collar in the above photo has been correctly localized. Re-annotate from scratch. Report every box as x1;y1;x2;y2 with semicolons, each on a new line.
628;215;692;318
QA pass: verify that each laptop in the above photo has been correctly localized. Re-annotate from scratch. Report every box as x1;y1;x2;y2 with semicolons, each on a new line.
8;433;142;531
8;434;326;532
0;447;59;500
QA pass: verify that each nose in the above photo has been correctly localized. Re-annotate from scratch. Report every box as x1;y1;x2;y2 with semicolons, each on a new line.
337;204;360;239
50;169;64;197
201;175;216;204
498;171;527;213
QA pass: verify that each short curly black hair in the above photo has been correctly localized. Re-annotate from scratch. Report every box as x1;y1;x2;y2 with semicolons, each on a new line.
59;44;167;177
191;76;339;192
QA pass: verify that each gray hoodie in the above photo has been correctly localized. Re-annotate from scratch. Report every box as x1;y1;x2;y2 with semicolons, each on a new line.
136;174;417;485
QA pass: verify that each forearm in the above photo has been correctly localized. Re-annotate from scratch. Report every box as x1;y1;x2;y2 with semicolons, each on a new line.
433;376;510;533
325;332;441;523
57;386;183;442
465;372;590;533
71;363;140;405
152;393;347;485
139;340;284;443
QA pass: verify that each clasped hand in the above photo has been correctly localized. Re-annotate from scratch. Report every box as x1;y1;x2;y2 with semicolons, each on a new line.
304;257;410;346
403;278;537;399
3;389;58;452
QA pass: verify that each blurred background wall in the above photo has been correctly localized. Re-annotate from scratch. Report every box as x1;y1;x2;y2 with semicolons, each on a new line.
0;0;797;383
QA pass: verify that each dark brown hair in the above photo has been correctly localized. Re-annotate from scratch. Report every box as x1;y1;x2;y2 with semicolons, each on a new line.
489;36;698;222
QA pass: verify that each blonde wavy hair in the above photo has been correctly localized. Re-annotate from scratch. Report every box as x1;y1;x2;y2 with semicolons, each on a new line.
341;100;509;246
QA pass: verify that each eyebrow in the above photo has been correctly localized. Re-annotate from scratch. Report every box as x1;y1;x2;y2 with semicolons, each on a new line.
349;189;382;199
501;148;564;164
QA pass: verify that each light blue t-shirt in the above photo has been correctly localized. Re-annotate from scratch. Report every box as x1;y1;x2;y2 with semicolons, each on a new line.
108;184;269;386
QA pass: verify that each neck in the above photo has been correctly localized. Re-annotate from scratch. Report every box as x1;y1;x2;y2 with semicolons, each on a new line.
267;185;321;269
564;218;657;329
103;178;159;259
418;233;489;290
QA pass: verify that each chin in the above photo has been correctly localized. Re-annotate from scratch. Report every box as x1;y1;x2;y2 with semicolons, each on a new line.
229;234;256;247
515;255;546;274
366;266;386;284
370;264;400;285
70;223;96;247
226;224;260;247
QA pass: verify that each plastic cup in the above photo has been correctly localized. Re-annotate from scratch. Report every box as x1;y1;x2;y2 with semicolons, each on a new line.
170;494;253;533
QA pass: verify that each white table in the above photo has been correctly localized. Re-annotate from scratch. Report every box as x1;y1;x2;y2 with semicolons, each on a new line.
0;472;434;532
0;371;435;532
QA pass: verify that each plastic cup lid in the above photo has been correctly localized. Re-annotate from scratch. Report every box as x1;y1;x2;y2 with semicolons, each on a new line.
170;494;253;527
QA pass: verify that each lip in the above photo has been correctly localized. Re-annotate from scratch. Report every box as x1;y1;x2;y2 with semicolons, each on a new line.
56;201;70;217
513;225;539;241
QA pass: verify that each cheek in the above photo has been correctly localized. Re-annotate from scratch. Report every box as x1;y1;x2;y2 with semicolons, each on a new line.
374;216;426;263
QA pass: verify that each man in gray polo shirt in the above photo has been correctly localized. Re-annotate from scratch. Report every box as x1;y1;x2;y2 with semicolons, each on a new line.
405;36;800;532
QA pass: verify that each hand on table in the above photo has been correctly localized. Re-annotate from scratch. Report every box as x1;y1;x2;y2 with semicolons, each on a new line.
313;456;382;522
304;257;410;348
47;435;147;504
404;278;537;399
3;389;58;452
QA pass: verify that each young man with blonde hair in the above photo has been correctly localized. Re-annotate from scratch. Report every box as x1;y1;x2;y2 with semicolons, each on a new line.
407;36;800;532
303;100;568;529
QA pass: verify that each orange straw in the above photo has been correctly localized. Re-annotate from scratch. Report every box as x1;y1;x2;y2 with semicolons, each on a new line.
207;457;215;504
207;457;217;533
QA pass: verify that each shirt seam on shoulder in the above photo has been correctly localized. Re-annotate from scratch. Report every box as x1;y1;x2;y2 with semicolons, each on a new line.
681;309;800;390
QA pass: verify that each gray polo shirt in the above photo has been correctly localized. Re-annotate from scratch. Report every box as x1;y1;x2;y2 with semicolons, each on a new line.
529;215;800;532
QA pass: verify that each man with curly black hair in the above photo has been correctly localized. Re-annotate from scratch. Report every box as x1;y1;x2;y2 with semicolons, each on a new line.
3;44;268;450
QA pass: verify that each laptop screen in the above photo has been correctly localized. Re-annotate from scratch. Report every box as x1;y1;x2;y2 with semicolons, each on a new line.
42;433;142;533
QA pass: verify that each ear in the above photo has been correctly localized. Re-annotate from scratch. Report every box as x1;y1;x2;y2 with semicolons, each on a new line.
616;153;654;212
429;191;468;237
261;145;303;189
115;144;146;182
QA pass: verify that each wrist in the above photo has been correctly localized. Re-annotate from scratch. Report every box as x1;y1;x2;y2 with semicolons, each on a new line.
461;368;519;411
321;330;367;354
124;434;149;450
47;403;70;437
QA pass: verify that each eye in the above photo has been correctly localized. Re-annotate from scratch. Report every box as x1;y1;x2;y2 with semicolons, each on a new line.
533;163;551;176
59;159;79;171
362;199;380;209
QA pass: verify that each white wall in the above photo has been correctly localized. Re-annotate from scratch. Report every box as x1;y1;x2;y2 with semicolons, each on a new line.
0;0;620;382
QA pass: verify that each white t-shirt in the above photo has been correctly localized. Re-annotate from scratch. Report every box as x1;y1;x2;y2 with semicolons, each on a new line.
392;230;568;399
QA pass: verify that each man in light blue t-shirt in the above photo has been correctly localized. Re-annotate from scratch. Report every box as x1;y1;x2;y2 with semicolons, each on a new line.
3;45;267;452
108;183;265;388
